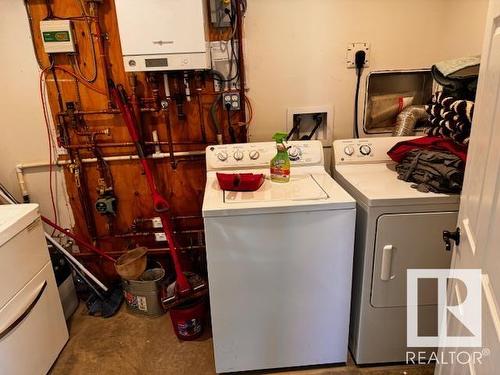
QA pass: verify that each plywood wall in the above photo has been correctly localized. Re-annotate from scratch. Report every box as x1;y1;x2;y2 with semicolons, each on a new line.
24;0;246;279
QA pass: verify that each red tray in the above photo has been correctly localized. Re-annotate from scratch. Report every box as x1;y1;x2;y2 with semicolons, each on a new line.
216;173;265;192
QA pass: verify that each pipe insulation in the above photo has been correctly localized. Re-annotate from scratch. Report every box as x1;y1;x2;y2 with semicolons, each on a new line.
15;150;205;202
392;105;429;136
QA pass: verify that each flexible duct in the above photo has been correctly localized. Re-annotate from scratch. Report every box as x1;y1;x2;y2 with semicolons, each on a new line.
392;105;429;136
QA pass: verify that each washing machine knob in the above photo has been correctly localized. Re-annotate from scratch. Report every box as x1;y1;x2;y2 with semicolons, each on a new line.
233;150;244;161
344;146;355;156
217;151;228;161
360;145;371;156
249;150;260;160
288;146;301;160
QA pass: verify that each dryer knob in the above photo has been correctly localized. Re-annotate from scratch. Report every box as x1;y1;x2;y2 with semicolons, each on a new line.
344;146;355;156
360;145;372;156
217;151;228;161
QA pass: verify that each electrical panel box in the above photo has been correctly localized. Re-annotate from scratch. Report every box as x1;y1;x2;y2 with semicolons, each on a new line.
210;0;232;27
210;40;239;91
114;0;210;72
40;20;76;54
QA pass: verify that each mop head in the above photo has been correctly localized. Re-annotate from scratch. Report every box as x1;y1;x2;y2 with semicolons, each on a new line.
86;285;123;318
161;272;209;310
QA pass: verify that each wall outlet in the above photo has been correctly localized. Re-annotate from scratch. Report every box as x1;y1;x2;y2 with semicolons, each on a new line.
222;92;241;110
154;232;167;242
152;217;163;228
346;42;370;69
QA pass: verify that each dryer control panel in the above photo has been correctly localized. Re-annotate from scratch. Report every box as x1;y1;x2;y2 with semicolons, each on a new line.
333;136;419;165
206;140;324;171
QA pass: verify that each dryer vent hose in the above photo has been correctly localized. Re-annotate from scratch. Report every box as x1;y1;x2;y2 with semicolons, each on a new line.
392;105;429;136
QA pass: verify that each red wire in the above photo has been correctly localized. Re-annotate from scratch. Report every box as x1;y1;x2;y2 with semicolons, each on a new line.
38;64;105;235
39;67;59;229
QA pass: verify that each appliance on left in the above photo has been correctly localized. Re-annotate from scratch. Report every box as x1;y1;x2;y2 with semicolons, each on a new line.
0;204;68;374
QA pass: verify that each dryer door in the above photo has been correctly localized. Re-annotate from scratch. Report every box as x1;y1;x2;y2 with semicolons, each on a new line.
370;211;457;308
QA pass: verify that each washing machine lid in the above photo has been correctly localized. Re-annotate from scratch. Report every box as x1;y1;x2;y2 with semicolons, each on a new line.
334;164;460;207
224;174;327;204
203;169;355;217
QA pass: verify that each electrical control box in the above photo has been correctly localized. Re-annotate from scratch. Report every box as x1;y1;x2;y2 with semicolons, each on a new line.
210;40;239;91
114;0;210;72
40;20;76;54
210;0;232;27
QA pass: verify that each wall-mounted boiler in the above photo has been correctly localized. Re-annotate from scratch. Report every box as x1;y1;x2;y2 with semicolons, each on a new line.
114;0;210;72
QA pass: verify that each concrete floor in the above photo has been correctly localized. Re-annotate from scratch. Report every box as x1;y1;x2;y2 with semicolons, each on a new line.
50;304;435;375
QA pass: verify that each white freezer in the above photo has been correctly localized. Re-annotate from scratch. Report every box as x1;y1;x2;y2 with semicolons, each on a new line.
0;205;68;374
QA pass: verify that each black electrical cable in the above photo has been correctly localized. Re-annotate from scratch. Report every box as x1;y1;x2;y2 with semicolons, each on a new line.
44;0;53;18
211;5;240;84
353;50;366;138
354;71;362;138
225;102;237;143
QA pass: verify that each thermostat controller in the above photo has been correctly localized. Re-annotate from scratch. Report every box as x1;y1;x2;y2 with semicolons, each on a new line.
40;20;76;54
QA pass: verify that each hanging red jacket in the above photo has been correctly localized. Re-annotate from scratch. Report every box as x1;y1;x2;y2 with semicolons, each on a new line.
387;136;468;166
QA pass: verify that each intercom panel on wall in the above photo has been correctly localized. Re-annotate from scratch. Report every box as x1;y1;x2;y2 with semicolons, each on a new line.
115;0;210;72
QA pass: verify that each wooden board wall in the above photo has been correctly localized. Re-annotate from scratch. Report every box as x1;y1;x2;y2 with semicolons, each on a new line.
26;0;247;280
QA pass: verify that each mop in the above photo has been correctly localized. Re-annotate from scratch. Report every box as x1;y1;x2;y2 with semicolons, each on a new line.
109;80;208;308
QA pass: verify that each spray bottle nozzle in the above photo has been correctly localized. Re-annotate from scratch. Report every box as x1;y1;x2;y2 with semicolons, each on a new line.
272;132;288;144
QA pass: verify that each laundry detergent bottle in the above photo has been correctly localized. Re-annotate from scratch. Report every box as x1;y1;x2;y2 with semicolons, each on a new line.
270;132;290;183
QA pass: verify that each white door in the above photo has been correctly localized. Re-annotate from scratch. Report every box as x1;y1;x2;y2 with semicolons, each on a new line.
436;1;500;374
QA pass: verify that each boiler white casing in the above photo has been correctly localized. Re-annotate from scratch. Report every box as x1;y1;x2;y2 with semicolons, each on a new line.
114;0;210;72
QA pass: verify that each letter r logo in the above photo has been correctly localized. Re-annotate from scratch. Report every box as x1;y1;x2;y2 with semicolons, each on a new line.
407;269;482;348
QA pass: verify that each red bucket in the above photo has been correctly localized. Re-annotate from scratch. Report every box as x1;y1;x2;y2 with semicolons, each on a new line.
169;298;207;340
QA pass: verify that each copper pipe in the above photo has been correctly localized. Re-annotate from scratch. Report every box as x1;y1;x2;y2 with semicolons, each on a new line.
147;73;161;111
102;229;204;239
89;1;111;104
198;93;207;143
70;153;98;241
134;215;201;222
62;140;210;149
58;109;120;116
75;129;110;137
161;101;176;169
73;246;205;258
128;74;144;140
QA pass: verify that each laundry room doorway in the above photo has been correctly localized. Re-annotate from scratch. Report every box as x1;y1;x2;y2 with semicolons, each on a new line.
436;0;500;374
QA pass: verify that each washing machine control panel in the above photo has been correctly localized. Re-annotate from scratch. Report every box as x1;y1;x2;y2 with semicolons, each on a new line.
206;140;324;170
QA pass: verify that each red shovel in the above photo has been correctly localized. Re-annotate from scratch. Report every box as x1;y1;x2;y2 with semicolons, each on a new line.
109;80;192;295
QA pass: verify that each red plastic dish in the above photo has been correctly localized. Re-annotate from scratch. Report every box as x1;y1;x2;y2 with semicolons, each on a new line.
216;173;265;192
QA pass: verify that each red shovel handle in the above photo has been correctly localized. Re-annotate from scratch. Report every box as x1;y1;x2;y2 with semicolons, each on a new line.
109;79;192;295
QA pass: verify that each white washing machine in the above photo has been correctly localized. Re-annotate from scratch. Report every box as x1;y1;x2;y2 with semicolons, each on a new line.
203;140;356;373
332;137;459;364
